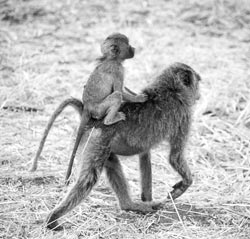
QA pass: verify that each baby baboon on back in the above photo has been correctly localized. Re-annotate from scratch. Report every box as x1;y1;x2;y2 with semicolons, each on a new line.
82;33;146;125
46;62;201;230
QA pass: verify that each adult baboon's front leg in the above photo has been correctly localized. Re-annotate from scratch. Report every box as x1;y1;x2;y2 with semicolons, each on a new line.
139;151;152;202
168;145;193;200
104;153;160;213
46;128;110;230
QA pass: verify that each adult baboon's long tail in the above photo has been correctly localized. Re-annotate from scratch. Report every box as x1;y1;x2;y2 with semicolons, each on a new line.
30;98;83;172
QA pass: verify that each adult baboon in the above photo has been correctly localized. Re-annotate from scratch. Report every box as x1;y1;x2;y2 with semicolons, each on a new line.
46;62;201;230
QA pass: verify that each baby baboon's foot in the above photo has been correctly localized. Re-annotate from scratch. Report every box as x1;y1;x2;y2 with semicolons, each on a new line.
117;112;126;121
104;112;126;125
135;93;148;102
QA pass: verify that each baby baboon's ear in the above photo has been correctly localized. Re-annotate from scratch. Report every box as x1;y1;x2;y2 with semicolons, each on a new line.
110;44;120;56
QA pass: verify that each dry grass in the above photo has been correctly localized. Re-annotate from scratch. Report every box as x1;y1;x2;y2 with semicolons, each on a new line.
0;0;250;238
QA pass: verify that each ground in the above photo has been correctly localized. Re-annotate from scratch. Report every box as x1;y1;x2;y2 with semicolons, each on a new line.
0;0;250;238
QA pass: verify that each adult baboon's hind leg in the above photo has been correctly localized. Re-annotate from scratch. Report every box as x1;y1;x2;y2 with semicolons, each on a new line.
46;128;110;230
105;153;160;213
168;145;193;200
139;151;152;202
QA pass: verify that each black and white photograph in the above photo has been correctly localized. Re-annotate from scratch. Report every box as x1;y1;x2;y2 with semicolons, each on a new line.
0;0;249;238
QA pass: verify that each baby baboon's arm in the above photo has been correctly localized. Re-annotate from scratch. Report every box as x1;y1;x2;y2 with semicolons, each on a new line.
113;77;147;103
122;91;147;102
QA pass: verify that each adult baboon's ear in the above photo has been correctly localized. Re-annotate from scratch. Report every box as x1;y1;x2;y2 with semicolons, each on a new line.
179;70;193;87
110;44;120;56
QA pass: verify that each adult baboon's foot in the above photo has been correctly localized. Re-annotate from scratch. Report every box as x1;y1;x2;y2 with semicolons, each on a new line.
121;201;164;213
168;180;192;200
46;213;63;231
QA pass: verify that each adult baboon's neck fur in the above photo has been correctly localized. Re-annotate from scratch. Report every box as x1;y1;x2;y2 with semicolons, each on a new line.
144;75;194;108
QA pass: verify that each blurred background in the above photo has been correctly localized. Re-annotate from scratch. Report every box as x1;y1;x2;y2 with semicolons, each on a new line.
0;0;249;238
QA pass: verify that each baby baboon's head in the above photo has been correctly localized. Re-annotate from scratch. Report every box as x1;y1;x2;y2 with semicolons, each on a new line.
101;33;135;61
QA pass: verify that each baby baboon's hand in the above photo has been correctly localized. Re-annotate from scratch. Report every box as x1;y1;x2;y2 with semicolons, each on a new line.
119;112;126;121
136;93;148;102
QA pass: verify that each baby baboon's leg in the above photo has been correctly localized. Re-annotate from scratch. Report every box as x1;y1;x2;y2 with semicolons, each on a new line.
168;145;193;200
46;129;110;230
101;91;125;125
139;151;152;202
104;153;160;213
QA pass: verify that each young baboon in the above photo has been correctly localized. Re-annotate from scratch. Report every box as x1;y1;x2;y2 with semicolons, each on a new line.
46;62;201;230
65;33;147;183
